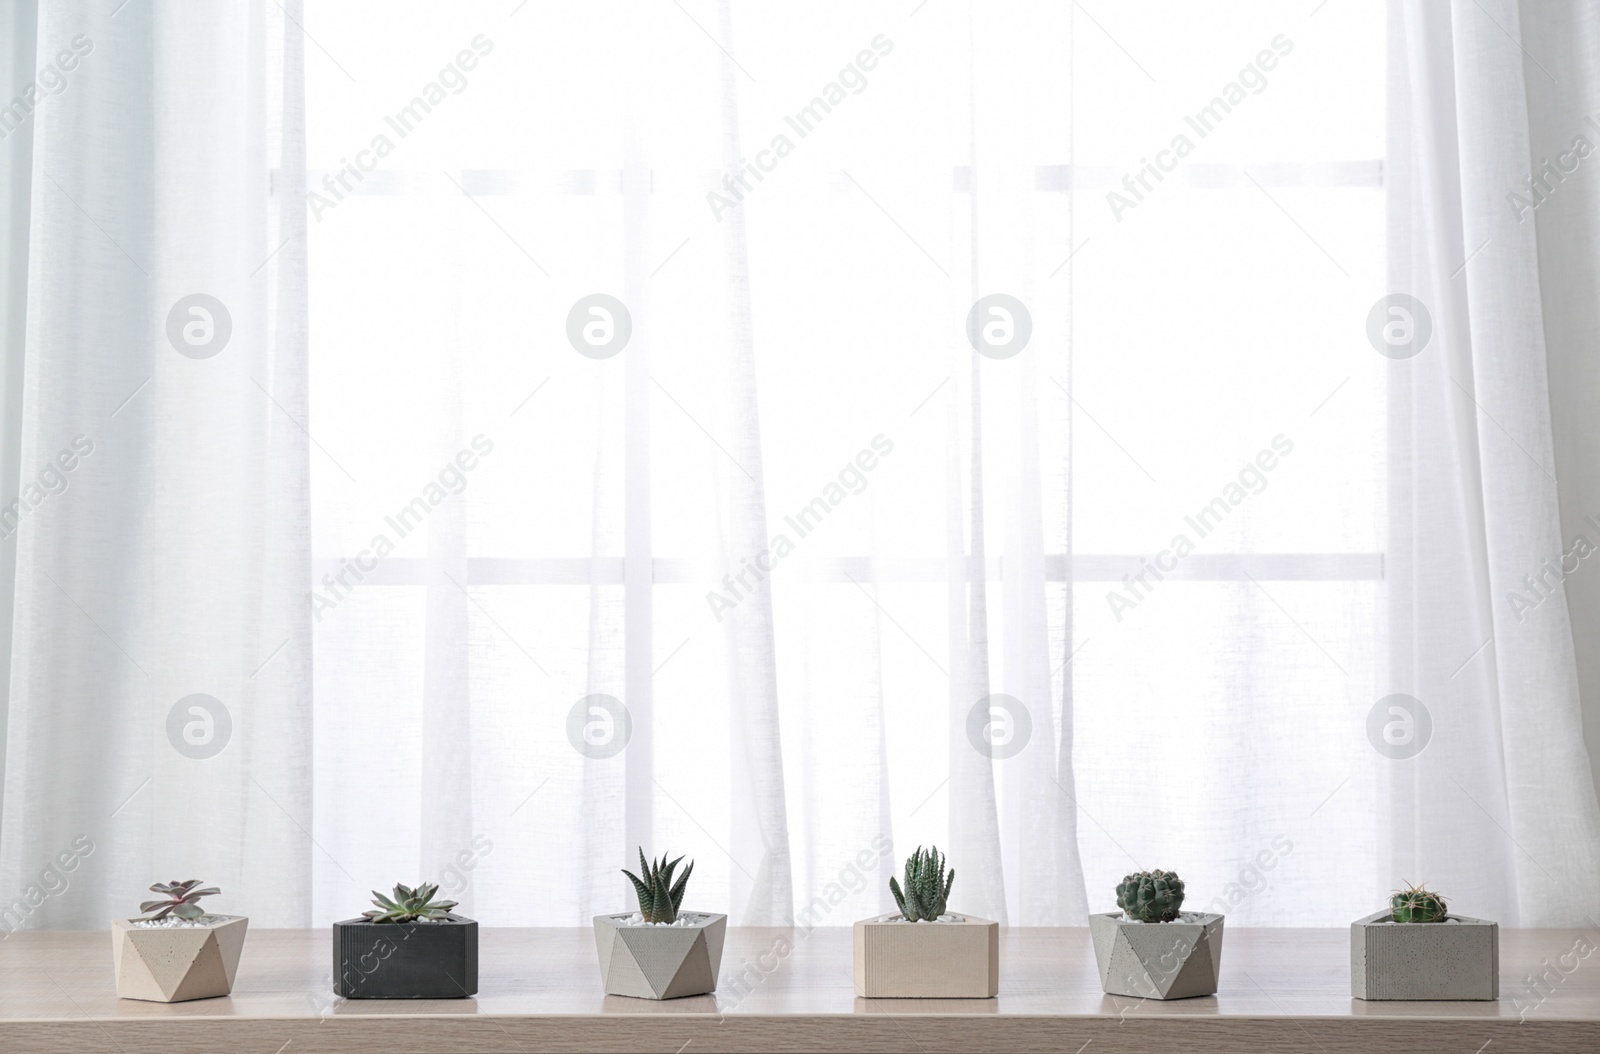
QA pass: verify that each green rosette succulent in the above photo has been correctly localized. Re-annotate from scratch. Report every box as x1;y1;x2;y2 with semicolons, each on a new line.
362;882;460;923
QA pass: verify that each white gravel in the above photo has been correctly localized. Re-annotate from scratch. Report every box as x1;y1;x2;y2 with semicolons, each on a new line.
129;914;234;928
615;912;709;927
1115;911;1210;924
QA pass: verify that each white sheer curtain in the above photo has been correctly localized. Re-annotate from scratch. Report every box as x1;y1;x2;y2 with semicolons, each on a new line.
0;0;311;926
1385;0;1600;924
1;0;1598;936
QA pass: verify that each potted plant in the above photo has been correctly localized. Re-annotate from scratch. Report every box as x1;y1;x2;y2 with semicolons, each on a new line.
852;845;998;998
593;849;726;999
1089;869;1224;999
1351;882;1497;1000
113;879;247;1002
333;882;478;998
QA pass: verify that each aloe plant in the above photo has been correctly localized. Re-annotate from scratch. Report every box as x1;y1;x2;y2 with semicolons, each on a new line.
889;845;954;922
622;848;693;924
138;879;220;921
362;882;460;924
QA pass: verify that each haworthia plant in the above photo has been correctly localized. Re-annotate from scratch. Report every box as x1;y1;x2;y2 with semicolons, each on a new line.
622;848;694;924
889;845;955;922
1116;869;1186;923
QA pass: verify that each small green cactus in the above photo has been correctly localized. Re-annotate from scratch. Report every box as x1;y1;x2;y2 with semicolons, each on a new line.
622;848;694;924
1390;882;1448;923
1116;869;1186;923
362;882;460;923
889;845;955;922
138;880;221;921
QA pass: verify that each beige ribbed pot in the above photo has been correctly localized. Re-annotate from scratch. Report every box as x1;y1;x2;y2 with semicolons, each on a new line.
852;915;999;998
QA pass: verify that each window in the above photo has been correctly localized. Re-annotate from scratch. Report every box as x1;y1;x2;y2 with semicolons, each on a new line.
301;0;1386;924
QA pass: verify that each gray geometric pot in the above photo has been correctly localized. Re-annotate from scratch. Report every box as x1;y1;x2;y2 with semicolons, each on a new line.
1350;910;1498;1000
592;912;726;999
1088;911;1224;999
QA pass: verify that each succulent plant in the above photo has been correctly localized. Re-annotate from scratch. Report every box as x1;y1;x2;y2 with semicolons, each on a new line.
888;845;955;922
1390;882;1448;923
362;882;460;924
622;849;694;924
138;879;221;921
1116;869;1186;923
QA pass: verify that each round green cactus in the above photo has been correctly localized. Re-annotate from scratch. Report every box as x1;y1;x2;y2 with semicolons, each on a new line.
1390;882;1448;923
1116;869;1186;922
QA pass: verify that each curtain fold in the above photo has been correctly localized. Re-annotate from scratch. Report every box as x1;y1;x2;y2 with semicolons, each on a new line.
0;0;38;839
711;0;795;926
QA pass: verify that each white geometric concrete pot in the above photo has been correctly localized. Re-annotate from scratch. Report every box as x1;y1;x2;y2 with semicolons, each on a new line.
853;914;999;998
592;912;726;999
1089;911;1225;1000
112;915;248;1002
1350;910;1498;1000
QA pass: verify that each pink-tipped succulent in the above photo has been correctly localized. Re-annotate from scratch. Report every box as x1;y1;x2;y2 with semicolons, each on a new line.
139;879;220;921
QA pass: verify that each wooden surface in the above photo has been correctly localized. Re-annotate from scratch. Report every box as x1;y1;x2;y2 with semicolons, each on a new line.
2;925;1598;1052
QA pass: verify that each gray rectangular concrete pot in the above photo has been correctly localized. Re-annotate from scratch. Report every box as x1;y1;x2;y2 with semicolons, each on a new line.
333;916;478;998
852;915;999;998
593;912;726;999
1350;910;1498;1000
1089;911;1224;999
112;915;248;1002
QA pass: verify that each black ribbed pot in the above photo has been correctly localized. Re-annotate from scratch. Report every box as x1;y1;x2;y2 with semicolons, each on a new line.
332;916;478;999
